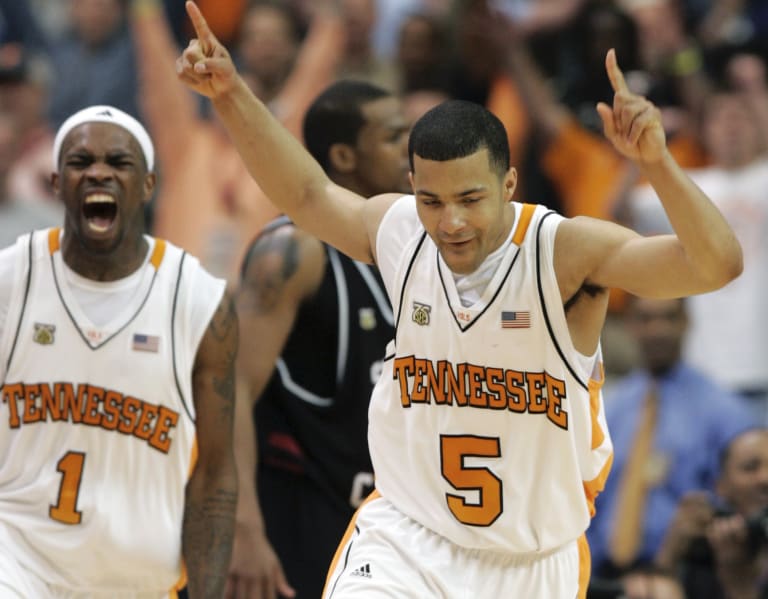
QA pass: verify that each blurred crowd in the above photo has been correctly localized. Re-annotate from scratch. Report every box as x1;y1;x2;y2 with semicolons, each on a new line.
2;0;767;597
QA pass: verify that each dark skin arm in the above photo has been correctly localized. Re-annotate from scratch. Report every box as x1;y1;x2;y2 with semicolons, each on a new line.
183;290;239;598
228;225;324;598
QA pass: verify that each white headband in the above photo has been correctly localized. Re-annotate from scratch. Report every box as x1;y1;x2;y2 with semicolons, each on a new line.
52;105;155;171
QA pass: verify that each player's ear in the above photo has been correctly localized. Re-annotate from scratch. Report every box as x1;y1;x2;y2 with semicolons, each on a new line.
143;173;156;204
328;143;357;174
503;167;517;202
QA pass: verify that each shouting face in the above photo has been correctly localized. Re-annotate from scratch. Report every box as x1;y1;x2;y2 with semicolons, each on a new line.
52;122;153;255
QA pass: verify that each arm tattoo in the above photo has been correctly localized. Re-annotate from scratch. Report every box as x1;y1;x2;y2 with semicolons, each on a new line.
209;293;238;342
183;485;238;597
241;232;301;313
213;366;235;421
184;291;238;597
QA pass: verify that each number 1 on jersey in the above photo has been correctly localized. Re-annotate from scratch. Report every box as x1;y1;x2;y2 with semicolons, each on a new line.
50;451;86;525
440;435;502;526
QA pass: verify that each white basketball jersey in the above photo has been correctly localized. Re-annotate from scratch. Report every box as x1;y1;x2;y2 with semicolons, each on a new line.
0;228;224;594
371;197;613;553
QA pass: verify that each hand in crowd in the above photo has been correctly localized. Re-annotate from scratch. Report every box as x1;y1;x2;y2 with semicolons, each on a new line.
655;491;714;568
707;512;753;567
176;1;238;100
597;49;667;165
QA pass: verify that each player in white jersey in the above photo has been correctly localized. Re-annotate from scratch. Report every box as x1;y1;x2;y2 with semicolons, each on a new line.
0;105;238;598
176;4;743;597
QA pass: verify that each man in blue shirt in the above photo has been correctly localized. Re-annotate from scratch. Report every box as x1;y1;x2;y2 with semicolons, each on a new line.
588;295;757;578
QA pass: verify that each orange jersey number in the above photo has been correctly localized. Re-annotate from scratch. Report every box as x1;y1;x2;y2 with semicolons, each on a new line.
49;451;86;525
440;435;502;526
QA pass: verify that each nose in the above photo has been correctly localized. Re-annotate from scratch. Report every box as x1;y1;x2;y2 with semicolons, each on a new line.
84;160;114;182
439;203;465;236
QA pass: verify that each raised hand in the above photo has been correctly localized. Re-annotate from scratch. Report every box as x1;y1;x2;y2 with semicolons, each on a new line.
176;1;238;99
597;49;667;164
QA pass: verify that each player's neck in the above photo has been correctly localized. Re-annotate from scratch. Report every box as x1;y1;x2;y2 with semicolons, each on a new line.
61;233;150;282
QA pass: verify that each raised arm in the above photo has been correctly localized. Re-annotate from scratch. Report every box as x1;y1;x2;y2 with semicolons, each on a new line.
556;49;742;302
183;291;239;598
273;0;347;140
227;226;323;598
131;0;200;168
175;2;395;263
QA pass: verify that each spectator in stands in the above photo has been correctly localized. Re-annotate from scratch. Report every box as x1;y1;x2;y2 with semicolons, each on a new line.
0;111;61;248
0;43;56;204
47;0;140;128
623;84;768;416
130;0;344;285
655;428;768;599
588;296;756;578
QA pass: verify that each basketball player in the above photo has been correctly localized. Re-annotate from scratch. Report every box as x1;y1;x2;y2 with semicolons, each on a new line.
0;105;238;598
227;80;409;599
176;3;742;597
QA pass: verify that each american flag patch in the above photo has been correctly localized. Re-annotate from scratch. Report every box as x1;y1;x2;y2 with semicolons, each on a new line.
132;333;160;352
501;311;530;329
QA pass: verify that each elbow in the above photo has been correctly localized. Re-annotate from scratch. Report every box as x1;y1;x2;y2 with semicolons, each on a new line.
711;237;744;289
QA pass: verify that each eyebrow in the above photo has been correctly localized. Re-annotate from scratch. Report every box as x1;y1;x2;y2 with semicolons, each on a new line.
415;186;487;198
64;148;134;158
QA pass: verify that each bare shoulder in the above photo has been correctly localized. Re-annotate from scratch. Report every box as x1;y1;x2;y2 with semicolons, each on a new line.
239;224;326;316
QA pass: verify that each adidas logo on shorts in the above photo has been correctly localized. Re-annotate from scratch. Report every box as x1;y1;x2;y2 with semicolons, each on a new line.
350;563;372;579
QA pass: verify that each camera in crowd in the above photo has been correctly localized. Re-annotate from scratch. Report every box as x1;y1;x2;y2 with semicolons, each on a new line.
686;505;768;565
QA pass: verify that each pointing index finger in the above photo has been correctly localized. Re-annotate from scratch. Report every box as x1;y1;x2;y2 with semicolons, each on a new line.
186;1;214;53
605;48;629;94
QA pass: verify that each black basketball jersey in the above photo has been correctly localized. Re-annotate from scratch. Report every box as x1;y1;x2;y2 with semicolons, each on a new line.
255;232;394;513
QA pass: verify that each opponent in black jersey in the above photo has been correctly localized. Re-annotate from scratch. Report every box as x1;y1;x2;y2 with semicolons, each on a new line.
230;81;409;599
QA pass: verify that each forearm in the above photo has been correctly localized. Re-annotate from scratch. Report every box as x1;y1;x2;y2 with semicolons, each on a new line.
131;0;197;158
183;461;238;598
233;376;262;528
639;150;742;286
212;77;331;220
275;10;346;139
654;535;685;572
504;42;568;142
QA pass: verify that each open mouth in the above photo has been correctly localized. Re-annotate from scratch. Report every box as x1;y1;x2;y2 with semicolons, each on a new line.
83;193;118;233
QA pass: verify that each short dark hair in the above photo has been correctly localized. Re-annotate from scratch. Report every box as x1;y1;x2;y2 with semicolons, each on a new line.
408;100;510;176
719;427;768;470
303;80;391;171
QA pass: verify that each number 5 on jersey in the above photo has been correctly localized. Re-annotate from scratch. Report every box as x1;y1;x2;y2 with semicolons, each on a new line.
50;451;86;525
441;435;502;526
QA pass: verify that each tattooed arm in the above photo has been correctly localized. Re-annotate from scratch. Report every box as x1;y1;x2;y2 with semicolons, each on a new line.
226;224;324;598
184;290;239;598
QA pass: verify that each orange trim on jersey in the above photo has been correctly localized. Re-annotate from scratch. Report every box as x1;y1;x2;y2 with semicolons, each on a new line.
322;489;382;596
48;227;61;254
512;203;536;246
170;561;188;597
150;239;167;269
187;437;198;480
169;441;196;598
577;534;591;599
583;452;614;518
589;362;606;450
